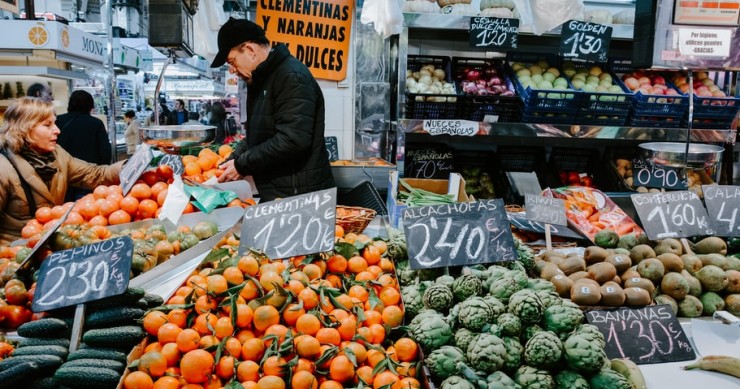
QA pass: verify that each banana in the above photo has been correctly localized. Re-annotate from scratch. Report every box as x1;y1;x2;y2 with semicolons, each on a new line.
610;358;647;389
683;355;740;379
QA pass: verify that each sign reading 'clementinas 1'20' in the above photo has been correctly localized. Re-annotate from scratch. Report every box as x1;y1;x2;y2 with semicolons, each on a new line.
257;0;354;81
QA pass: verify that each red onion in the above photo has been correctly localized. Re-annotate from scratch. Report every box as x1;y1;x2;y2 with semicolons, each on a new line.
488;76;503;86
466;70;481;81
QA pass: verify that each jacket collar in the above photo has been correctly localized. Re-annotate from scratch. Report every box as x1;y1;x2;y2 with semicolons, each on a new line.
5;149;56;204
251;44;291;89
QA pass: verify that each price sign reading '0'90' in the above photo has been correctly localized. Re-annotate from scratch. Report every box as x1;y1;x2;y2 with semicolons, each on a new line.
631;158;687;190
469;17;519;50
32;236;133;312
404;148;454;179
702;185;740;237
239;188;337;259
585;305;695;364
159;153;184;176
524;194;568;226
630;191;713;240
559;20;612;63
403;198;517;269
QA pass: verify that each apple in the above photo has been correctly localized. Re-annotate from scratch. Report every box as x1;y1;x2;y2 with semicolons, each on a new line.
530;65;543;75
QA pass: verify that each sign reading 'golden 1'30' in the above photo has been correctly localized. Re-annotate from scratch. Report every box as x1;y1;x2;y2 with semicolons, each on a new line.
256;0;354;81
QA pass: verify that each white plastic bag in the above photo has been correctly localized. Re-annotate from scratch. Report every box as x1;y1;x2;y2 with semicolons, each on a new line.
158;175;190;226
512;0;584;36
361;0;404;39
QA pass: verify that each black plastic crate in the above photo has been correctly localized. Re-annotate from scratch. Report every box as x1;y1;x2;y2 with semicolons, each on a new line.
684;114;738;129
452;57;522;122
629;114;683;128
521;109;574;124
507;52;583;113
493;146;548;205
548;147;603;188
454;151;499;199
405;55;463;119
576;111;630;126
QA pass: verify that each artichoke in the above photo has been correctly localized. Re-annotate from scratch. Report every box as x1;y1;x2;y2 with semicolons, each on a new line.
395;260;417;286
466;333;508;373
410;312;452;351
387;227;408;261
458;296;495;332
409;309;441;329
534;290;562;310
526;278;556;292
515;237;535;272
423;283;454;312
524;331;563;369
441;375;477;389
514;365;555;389
482;295;507;322
543;302;583;334
418;267;444;281
426;345;466;380
453;274;483;301
554;370;589;389
487;371;522;389
454;327;478;352
521;324;544;345
401;284;426;320
573;324;606;349
508;289;544;325
497;313;522;337
490;277;523;303
501;336;524;372
589;369;632;389
510;269;529;288
564;333;608;375
436;275;456;286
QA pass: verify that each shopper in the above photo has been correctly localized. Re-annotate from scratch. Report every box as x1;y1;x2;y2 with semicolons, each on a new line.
154;98;171;126
209;101;228;144
56;90;113;201
183;112;202;125
26;83;53;102
211;18;334;201
0;97;122;245
168;99;189;125
123;110;140;156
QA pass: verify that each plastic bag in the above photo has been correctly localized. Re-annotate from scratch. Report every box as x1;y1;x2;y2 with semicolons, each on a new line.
185;184;238;214
158;175;190;226
361;0;404;38
512;0;585;36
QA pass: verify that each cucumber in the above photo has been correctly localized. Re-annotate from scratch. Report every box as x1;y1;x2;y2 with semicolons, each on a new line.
82;326;144;349
141;293;164;308
27;376;59;389
87;287;146;310
67;348;128;364
11;345;69;359
17;337;70;349
61;358;126;373
0;355;64;372
54;366;121;389
0;361;38;387
85;307;145;329
17;318;69;338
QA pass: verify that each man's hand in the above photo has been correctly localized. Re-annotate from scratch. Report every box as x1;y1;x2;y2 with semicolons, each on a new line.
217;159;243;182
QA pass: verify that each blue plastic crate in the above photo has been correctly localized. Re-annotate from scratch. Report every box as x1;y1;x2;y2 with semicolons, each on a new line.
608;58;689;117
575;74;633;115
506;52;583;113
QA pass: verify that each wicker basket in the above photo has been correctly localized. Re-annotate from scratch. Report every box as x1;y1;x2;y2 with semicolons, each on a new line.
336;206;377;234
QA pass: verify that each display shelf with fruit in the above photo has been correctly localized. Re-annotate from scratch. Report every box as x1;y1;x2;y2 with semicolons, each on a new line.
670;71;740;130
405;55;461;120
452;57;521;122
550;147;600;189
560;61;632;126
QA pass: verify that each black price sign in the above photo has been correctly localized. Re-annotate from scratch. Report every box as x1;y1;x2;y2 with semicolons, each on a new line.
159;153;184;176
702;185;740;237
508;214;583;240
239;188;337;259
631;191;713;240
469;17;519;50
325;137;339;162
18;206;73;273
559;20;612;62
585;305;696;364
120;144;154;196
32;236;134;312
404;148;454;179
524;194;568;226
403;198;517;269
632;158;687;190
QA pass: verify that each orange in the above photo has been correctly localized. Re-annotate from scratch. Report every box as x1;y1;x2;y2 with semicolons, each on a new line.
263;324;290;348
374;370;400;389
224;337;242;358
152;376;180;389
348;285;369;302
222;266;244;286
206;274;229;295
347;256;368;273
334;224;344;238
382;305;404;328
282;303;305;326
124;371;154;389
214;316;235;339
316;327;341;346
143;311;169;336
262;355;286;377
180;349;214;384
342;341;367;364
337;316;357;342
216;355;236;380
256;376;285;389
131;183;153;201
157;323;183;344
253;305;280;332
235;304;253;328
295;335;322;359
393;377;421;389
139;351;168;377
198;335;219;350
160;343;181;367
193;313;218;336
240;337;265;362
369;323;386;344
218;144;233;158
236;360;260;382
298;288;319;310
329;354;355;383
291;370;318;389
294;358;315;374
319;381;343;389
166;309;187;330
356;365;374;385
363;310;382;326
362;245;381;265
185;162;202;177
378;288;401;307
326;254;347;273
237;255;259;276
394;338;418;362
295;313;321;337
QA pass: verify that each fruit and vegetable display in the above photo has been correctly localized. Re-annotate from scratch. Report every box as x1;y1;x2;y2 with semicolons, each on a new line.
613;158;713;195
510;60;575;97
406;62;458;102
562;62;626;98
460;166;497;199
456;61;515;97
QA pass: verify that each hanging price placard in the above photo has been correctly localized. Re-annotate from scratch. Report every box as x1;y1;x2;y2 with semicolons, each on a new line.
702;185;740;237
631;158;687;190
630;191;713;240
469;17;519;50
559;20;612;62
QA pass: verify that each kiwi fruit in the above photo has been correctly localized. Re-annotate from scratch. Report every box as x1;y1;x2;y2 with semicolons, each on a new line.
540;250;567;262
620;267;640;284
629;244;656;265
623;277;656;296
534;259;550;275
568;271;589;283
657;253;684;273
588;262;618;284
600;282;626;306
571;283;602;306
573;278;600;289
584;246;609;265
605;253;632;274
558;256;586;276
550;274;574;298
637;258;665;283
540;262;565;281
624;287;652;306
611;275;622;284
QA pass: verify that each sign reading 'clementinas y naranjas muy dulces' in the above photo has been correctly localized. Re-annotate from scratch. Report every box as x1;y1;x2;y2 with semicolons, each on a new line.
257;0;354;81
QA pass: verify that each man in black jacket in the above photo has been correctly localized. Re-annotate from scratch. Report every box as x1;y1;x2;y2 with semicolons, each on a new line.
212;18;334;201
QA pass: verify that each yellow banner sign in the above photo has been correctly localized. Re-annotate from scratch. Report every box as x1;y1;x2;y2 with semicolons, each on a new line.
256;0;354;81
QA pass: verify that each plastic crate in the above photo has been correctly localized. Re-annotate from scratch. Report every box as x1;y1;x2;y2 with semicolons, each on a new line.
405;55;463;119
452;57;522;122
684;113;738;129
609;58;688;118
629;114;683;128
560;60;633;115
521;109;574;124
507;52;583;113
666;70;740;118
493;146;548;205
454;151;499;199
576;111;629;126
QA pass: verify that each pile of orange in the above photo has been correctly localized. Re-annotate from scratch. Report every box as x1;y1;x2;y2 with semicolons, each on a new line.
127;230;421;389
182;145;233;183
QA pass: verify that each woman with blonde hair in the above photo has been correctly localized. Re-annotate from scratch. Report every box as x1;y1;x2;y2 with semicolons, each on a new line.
0;97;123;244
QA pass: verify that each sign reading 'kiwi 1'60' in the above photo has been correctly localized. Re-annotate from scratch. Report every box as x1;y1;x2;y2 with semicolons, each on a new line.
585;305;695;364
239;188;337;259
469;17;519;50
631;191;713;240
702;185;740;237
32;236;134;312
524;194;568;226
403;198;517;269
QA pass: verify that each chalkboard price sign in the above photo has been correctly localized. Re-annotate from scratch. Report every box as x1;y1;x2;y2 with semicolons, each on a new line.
120;144;154;196
630;191;713;240
469;17;519;50
508;214;583;240
18;206;73;273
558;20;612;62
585;305;695;364
524;194;568;226
404;148;454;179
702;185;740;237
403;198;517;269
32;236;134;312
239;188;337;259
324;137;339;162
631;158;687;190
159;153;184;176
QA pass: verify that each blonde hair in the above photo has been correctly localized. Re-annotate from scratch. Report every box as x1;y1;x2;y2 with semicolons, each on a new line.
0;97;55;153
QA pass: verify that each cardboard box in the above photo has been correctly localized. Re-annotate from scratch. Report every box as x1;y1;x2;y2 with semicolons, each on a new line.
387;171;470;228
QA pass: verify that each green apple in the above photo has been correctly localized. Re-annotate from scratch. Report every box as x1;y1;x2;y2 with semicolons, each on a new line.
563;67;577;78
516;68;531;78
573;73;587;82
542;72;556;83
529;65;543;75
571;79;585;89
531;74;544;84
537;80;554;89
599;73;612;83
608;85;623;93
586;75;600;85
554;77;569;88
582;84;597;92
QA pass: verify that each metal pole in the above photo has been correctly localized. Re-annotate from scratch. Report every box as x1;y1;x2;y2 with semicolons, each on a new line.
23;0;34;19
153;51;174;126
105;0;118;162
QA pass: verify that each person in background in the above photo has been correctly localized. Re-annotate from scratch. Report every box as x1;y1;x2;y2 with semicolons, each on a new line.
55;90;113;201
123;110;140;156
0;97;122;245
209;101;228;144
143;106;154;126
183;111;202;125
168;99;189;125
26;83;53;102
153;98;171;125
212;18;334;201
